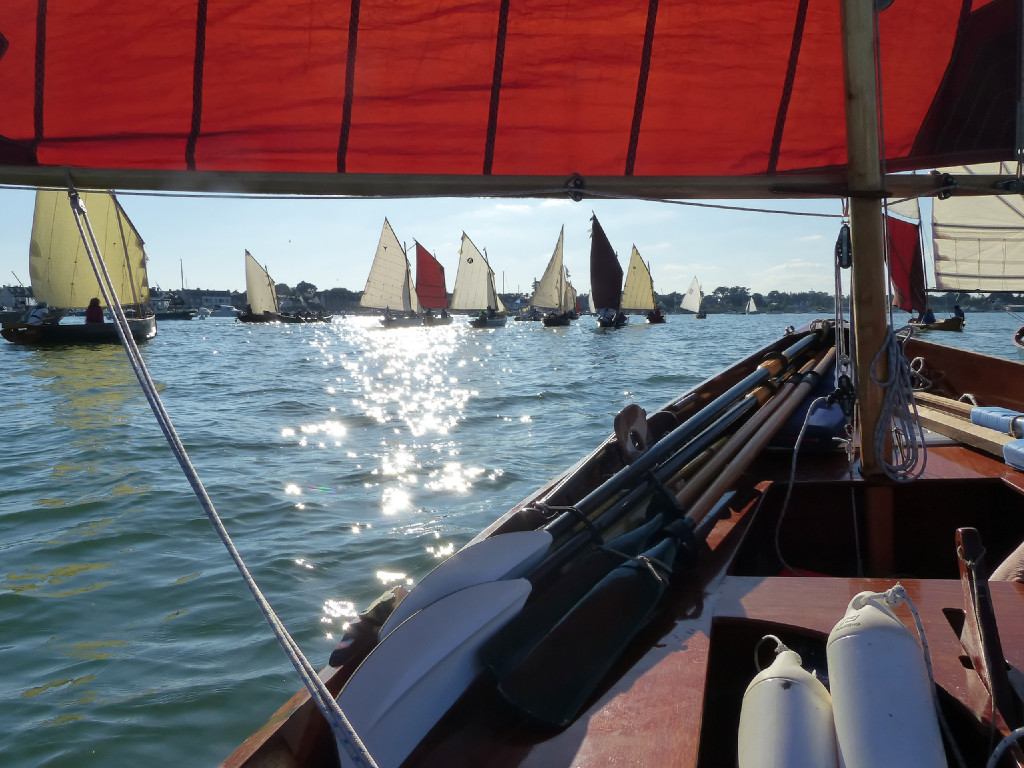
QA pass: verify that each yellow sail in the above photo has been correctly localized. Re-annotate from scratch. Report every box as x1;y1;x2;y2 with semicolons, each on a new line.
620;246;656;312
29;190;150;310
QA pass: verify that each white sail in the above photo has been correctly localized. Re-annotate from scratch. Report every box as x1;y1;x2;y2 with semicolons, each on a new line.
244;250;280;314
451;233;505;312
621;246;656;313
932;162;1024;292
29;190;150;310
361;219;420;313
531;227;566;311
680;276;703;314
564;279;577;314
745;297;758;313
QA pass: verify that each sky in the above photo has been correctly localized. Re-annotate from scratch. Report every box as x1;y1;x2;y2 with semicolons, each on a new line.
0;185;849;299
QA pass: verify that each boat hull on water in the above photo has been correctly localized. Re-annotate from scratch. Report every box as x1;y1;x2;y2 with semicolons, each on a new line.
222;322;1024;768
469;314;507;328
1;316;157;345
910;316;966;332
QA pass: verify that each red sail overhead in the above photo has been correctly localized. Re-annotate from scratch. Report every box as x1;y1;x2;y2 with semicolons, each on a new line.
415;243;448;310
589;216;623;311
0;0;1018;185
887;215;927;313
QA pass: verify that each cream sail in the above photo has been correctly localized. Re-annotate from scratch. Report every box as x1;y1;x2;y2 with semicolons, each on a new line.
245;250;280;315
680;277;703;314
620;246;657;313
451;233;506;313
361;219;421;313
531;227;571;312
932;162;1024;292
30;190;150;310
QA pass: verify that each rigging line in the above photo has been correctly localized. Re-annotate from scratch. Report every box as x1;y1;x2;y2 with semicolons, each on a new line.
65;185;379;768
625;0;659;175
337;0;362;173
0;182;847;218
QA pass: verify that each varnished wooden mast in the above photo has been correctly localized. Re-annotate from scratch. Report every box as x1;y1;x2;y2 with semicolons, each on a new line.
841;0;889;478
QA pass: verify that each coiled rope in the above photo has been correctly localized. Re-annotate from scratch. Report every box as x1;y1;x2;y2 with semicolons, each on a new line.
66;182;378;768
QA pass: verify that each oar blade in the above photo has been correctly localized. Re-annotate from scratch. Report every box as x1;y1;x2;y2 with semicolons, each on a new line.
378;529;552;639
496;537;678;728
480;512;666;678
336;578;531;768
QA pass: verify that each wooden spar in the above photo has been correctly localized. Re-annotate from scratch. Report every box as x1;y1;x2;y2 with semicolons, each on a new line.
0;166;1013;201
841;0;889;478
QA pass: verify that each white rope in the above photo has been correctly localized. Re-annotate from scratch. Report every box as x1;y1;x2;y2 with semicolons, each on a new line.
869;327;927;482
66;184;378;768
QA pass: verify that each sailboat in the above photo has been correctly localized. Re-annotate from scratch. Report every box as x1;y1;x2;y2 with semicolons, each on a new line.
239;250;282;322
414;242;452;326
621;246;665;324
360;219;421;327
891;163;1024;332
450;233;507;327
1;190;157;345
743;296;758;314
680;276;706;318
523;226;575;326
589;215;627;328
5;3;1024;768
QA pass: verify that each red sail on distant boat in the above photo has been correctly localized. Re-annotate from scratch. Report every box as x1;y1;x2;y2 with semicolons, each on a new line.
887;213;927;313
415;243;448;310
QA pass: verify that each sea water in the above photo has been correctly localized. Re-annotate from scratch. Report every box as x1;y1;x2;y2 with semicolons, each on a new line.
1;311;1019;767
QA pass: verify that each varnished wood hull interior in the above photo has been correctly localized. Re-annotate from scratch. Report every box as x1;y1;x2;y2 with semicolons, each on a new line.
222;324;1024;768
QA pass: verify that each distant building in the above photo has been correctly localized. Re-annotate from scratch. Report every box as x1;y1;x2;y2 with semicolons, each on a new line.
180;288;242;310
0;285;34;310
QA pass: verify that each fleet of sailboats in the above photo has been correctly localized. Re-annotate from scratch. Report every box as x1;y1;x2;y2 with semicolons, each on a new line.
1;190;157;345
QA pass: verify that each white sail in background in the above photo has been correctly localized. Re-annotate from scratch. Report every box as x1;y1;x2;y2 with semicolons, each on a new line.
451;233;505;312
680;276;703;314
531;227;566;311
564;279;577;314
745;297;758;313
361;218;420;313
29;190;150;310
620;246;656;313
244;250;280;314
932;162;1024;292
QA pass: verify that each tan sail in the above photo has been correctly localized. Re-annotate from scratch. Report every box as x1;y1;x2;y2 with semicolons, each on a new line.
531;227;567;311
451;233;506;312
361;219;420;313
29;190;150;310
620;246;656;313
245;250;280;315
932;162;1024;292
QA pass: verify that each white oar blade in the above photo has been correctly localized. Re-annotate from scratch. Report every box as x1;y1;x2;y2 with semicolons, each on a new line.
336;578;531;768
378;529;551;639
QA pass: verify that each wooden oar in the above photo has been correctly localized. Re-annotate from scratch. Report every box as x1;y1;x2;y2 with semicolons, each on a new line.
493;347;836;728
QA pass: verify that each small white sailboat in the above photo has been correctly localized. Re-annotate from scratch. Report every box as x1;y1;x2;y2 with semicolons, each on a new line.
743;297;758;314
240;250;282;322
680;276;706;318
621;246;665;324
2;189;157;345
451;233;507;327
361;218;421;327
526;227;575;326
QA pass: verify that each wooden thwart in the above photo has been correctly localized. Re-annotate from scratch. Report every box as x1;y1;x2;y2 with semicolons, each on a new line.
915;403;1015;457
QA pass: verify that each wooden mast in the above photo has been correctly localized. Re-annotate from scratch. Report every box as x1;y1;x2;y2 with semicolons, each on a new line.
841;0;889;478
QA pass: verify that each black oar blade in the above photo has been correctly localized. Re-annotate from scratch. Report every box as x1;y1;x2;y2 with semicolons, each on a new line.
496;536;678;728
480;513;665;679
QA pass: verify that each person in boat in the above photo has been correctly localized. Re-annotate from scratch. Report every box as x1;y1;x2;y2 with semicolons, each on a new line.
85;297;104;324
921;306;937;324
486;306;496;318
953;304;965;319
384;307;393;321
28;301;51;325
424;308;434;319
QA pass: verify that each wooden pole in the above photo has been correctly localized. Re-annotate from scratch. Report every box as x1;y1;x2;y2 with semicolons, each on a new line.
840;0;889;477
